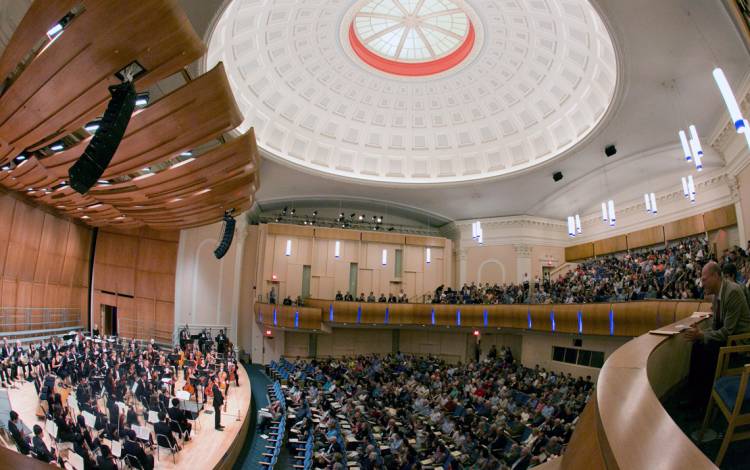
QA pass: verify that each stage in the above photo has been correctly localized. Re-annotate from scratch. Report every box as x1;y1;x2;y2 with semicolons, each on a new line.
3;365;252;470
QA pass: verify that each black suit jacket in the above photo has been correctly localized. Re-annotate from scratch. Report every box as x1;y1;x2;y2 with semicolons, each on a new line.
8;420;29;454
154;421;176;448
123;439;148;464
33;435;54;462
212;384;224;407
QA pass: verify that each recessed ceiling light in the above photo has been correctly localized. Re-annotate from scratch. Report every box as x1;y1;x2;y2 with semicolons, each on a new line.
46;23;63;39
50;143;64;152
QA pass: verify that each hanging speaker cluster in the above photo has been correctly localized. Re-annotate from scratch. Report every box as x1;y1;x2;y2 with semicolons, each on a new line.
69;81;137;194
214;212;236;259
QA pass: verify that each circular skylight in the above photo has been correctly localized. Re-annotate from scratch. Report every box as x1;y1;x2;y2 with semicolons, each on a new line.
206;0;619;185
349;0;476;75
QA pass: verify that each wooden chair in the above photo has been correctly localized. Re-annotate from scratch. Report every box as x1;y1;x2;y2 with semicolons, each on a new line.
727;331;750;346
699;344;750;465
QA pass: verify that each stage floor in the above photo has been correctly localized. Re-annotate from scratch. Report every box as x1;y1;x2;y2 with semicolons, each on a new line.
5;365;251;470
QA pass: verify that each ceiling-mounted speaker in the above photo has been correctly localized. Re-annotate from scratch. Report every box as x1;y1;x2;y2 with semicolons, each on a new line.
553;171;563;182
605;144;617;157
214;212;236;259
69;81;136;194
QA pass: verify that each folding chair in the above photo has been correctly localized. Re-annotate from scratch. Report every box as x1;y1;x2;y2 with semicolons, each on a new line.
156;433;178;464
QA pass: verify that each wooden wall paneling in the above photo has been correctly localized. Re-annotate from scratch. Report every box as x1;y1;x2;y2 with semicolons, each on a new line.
703;205;737;231
593;235;627;257
361;232;406;244
528;304;552;333
331;301;358;324
267;224;315;237
610;302;655;337
35;213;69;284
656;301;678;327
674;300;703;320
565;243;594;262
0;0;205;164
154;301;174;342
664;215;705;241
626;226;665;250
552;304;581;334
404;236;445;247
582;303;614;336
697;301;712;313
313;227;361;241
0;195;15;272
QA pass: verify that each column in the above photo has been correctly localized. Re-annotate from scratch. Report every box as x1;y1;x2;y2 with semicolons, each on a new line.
514;244;532;284
458;247;468;286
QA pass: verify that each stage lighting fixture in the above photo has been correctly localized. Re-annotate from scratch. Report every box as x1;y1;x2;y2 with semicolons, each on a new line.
339;212;344;218
84;121;101;133
350;213;356;218
282;206;288;215
134;93;150;107
290;208;296;215
358;214;365;221
313;210;318;216
376;216;382;223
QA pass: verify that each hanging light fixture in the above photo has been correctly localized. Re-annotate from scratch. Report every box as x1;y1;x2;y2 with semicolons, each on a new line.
678;130;692;162
689;125;704;159
713;68;746;133
567;216;576;237
575;214;582;234
689;139;703;171
644;193;652;213
681;177;689;198
601;202;608;222
687;175;696;204
607;200;616;226
650;193;657;214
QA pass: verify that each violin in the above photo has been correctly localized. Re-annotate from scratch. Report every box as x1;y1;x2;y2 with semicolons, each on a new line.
228;362;237;384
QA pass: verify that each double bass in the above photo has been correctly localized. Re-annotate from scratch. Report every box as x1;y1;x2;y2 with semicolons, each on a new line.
182;368;195;397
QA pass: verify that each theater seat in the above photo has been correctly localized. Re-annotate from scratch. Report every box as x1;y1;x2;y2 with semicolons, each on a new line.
700;345;750;466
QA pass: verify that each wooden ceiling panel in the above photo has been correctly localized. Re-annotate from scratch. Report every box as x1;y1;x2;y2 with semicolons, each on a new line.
0;0;205;164
0;1;259;231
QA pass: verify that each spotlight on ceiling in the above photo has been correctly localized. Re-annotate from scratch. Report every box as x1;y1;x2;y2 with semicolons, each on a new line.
312;210;318;216
388;227;394;232
46;23;63;39
15;154;26;162
290;208;296;215
275;217;281;222
350;213;356;218
282;206;288;215
376;216;382;223
84;121;101;133
50;143;65;152
134;93;150;107
358;214;365;221
339;212;344;218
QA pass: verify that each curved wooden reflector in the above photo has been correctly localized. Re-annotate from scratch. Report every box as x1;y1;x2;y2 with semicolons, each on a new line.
0;0;205;163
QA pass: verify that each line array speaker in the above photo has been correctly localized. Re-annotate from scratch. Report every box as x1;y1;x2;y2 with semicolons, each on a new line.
69;81;136;194
214;213;236;259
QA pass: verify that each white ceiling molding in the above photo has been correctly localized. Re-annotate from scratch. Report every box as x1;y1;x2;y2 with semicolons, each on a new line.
205;0;619;185
453;215;568;247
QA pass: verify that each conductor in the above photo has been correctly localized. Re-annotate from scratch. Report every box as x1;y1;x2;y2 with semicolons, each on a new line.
212;377;224;431
215;329;227;354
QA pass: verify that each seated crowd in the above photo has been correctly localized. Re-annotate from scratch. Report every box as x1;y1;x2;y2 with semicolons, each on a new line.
275;347;592;469
325;236;729;306
1;331;235;468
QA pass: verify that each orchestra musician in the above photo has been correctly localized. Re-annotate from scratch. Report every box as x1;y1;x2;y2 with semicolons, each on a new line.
8;410;30;455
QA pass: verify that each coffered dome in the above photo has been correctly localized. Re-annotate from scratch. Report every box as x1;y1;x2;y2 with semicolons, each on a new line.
206;0;619;184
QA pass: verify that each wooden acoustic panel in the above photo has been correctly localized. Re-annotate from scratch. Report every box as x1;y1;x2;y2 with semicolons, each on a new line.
594;235;627;257
314;227;361;241
0;0;205;163
703;205;737;231
663;214;706;241
565;243;594;262
0;1;258;232
626;226;665;250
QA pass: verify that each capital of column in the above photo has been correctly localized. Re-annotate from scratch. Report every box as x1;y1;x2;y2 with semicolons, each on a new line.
513;244;532;258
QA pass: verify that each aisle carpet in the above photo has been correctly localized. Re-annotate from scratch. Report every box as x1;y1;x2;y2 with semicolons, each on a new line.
233;363;270;470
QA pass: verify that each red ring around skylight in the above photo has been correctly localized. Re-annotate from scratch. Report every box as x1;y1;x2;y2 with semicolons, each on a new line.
348;22;475;77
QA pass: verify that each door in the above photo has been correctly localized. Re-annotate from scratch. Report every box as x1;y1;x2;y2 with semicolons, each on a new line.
349;263;358;296
101;305;118;336
301;265;311;299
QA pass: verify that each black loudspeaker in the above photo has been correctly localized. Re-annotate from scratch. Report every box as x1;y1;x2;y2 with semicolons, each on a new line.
214;213;236;259
69;81;136;194
573;338;583;347
553;171;563;182
605;144;617;157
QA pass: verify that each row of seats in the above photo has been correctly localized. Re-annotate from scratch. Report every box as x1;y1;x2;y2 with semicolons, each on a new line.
258;379;286;468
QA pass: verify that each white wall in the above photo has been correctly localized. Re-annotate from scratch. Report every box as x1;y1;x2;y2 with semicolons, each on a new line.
520;332;628;379
174;216;248;344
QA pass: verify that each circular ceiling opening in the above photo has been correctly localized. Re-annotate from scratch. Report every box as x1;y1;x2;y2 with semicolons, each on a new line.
347;0;477;76
207;0;619;185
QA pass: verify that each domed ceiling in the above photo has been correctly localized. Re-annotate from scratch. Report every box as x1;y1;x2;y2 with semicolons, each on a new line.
206;0;618;184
